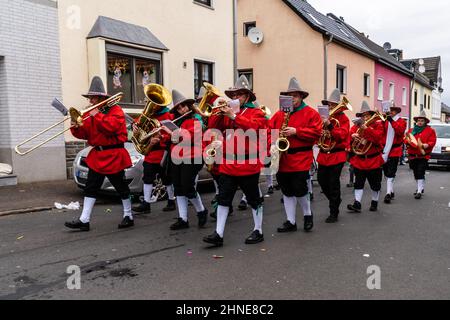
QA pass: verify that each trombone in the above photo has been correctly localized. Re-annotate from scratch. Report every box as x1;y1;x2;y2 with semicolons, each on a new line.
15;93;123;156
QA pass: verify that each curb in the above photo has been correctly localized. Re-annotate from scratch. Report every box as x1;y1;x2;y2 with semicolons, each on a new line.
0;207;54;217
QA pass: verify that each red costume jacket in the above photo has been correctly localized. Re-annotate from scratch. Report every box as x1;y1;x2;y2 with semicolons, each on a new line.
144;110;174;164
317;112;350;167
170;115;204;162
208;102;268;176
349;121;385;170
269;103;322;173
383;117;407;158
406;126;437;160
71;105;132;175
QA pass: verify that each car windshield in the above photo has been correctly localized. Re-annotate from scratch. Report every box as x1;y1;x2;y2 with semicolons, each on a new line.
432;126;450;139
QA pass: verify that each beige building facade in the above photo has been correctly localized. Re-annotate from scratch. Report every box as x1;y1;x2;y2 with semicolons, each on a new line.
237;0;375;118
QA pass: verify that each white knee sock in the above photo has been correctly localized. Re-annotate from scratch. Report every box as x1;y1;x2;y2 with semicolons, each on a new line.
166;185;175;200
122;198;133;220
297;196;312;217
252;206;264;234
308;178;313;194
387;178;394;195
355;189;364;202
143;184;153;203
372;191;380;202
266;175;274;188
189;193;205;213
176;196;189;222
283;195;297;225
216;205;230;238
417;179;425;193
80;197;96;223
213;180;219;195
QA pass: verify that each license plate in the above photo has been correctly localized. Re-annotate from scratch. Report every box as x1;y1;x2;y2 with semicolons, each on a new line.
77;171;88;179
433;145;442;154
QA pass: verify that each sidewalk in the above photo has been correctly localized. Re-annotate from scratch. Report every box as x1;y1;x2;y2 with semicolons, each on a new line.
0;180;83;216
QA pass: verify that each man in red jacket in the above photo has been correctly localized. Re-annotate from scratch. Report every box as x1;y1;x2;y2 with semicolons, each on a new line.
65;76;133;231
347;101;385;213
271;77;322;233
382;102;407;204
405;111;437;199
317;89;350;223
132;104;176;214
203;75;267;247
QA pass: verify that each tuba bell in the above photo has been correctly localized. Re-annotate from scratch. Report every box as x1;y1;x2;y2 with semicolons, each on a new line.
318;97;353;153
131;84;172;156
194;82;223;118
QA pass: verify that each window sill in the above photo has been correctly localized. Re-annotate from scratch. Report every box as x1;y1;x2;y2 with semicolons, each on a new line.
193;1;214;10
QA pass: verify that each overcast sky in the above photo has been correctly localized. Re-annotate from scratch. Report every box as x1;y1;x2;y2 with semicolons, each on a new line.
308;0;450;103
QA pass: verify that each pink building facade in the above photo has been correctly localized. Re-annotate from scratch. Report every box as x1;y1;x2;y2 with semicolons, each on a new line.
374;63;411;120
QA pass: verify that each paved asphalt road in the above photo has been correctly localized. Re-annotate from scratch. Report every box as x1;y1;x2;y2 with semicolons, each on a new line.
0;165;449;300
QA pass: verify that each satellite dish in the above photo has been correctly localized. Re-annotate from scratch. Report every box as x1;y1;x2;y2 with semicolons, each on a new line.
383;42;392;50
419;65;426;74
248;27;264;45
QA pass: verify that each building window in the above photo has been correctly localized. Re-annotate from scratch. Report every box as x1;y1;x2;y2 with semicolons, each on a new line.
244;22;256;36
389;83;395;101
428;95;431;110
194;60;214;97
194;0;212;8
238;69;254;91
378;79;384;101
402;87;407;106
107;52;161;106
424;94;427;109
364;74;370;97
414;90;418;106
336;65;347;94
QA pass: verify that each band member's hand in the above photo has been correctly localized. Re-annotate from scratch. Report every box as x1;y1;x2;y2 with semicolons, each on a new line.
282;127;297;137
221;105;235;119
323;119;331;127
360;124;368;130
71;120;80;128
352;133;359;139
423;144;430;149
90;109;99;117
132;124;140;135
150;137;161;146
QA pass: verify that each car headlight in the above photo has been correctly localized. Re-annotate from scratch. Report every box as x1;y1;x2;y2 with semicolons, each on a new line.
131;155;143;166
445;147;450;153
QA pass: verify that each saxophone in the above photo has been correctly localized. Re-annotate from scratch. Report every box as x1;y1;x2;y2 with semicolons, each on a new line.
270;112;291;173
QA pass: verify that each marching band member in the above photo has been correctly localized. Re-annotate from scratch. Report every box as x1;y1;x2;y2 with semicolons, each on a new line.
65;76;134;231
347;101;385;213
382;102;407;204
203;75;267;247
271;77;322;233
317;89;350;223
132;100;176;214
166;90;208;230
405;111;437;199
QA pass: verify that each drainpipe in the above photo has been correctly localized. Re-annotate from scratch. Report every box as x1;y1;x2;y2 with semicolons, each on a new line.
324;33;334;100
233;0;238;82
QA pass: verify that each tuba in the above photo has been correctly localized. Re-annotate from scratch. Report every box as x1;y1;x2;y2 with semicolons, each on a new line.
351;110;386;156
194;82;223;118
318;97;353;153
131;84;172;156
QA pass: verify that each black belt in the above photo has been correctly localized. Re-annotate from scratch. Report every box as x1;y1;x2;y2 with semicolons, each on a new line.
225;154;259;161
288;146;313;155
357;152;381;159
319;148;346;154
95;143;125;151
392;143;403;148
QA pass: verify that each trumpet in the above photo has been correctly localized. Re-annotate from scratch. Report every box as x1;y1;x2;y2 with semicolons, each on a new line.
15;93;123;156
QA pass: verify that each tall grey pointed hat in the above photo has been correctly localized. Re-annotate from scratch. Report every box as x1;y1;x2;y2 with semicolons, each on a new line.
171;89;195;110
356;100;374;117
413;110;430;124
82;76;110;98
322;89;341;105
224;75;256;102
280;77;309;98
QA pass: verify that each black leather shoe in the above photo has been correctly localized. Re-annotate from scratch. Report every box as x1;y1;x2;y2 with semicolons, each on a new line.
163;199;176;212
304;215;314;232
132;201;151;214
197;209;208;228
238;200;248;211
384;194;392;204
325;215;338;223
118;217;134;229
245;230;264;244
370;201;378;212
203;231;224;247
170;218;189;230
391;192;395;199
347;201;362;213
65;220;90;232
277;221;298;233
415;192;422;200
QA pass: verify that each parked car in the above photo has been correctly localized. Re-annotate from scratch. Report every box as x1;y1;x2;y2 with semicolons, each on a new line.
73;117;213;198
429;124;450;168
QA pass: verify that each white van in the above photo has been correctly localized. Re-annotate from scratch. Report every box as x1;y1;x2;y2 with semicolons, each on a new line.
429;124;450;168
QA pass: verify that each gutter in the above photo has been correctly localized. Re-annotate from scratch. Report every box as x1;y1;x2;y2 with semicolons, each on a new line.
233;0;238;82
324;33;334;100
